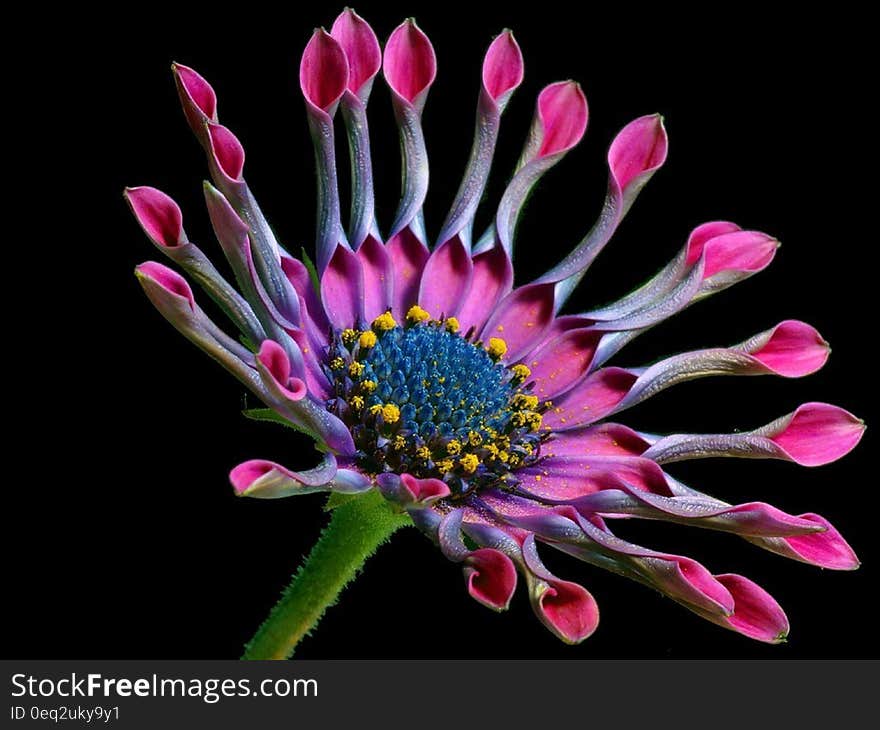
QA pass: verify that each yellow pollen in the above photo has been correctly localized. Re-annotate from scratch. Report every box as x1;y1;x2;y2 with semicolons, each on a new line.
497;450;509;463
329;356;345;370
535;475;542;482
510;412;527;428
460;453;479;474
358;330;378;349
393;434;406;450
372;312;397;331
350;395;364;410
445;317;460;333
341;328;358;345
487;337;508;360
406;304;431;324
446;439;462;456
508;453;522;467
361;379;377;393
510;363;531;381
436;459;454;473
467;431;483;447
348;361;365;377
381;403;401;424
369;404;382;416
416;446;431;460
513;394;539;410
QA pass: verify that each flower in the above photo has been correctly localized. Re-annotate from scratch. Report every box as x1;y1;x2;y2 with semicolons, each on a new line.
128;8;864;647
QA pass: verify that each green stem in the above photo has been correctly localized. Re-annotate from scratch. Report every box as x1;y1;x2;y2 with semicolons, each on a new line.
243;490;411;660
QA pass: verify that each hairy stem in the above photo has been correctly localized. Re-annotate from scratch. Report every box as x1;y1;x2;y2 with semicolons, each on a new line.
243;490;411;659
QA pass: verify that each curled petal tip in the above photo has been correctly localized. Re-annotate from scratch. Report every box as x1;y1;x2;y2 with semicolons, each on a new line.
331;7;381;95
716;574;790;643
537;80;589;158
770;402;865;466
698;230;779;278
206;122;245;182
257;340;307;401
464;548;517;611
534;579;600;644
125;186;184;249
171;61;217;123
747;320;831;377
482;30;524;104
135;261;194;309
608;113;668;192
300;27;349;113
784;513;861;570
384;18;436;104
400;473;451;503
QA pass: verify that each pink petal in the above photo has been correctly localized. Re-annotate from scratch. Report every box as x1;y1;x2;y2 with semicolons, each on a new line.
300;28;349;113
320;245;365;329
685;221;742;266
482;30;523;104
528;330;602;400
542;368;637;429
536;579;599;644
383;19;436;105
331;8;381;95
256;341;307;402
387;228;430;317
400;473;451;502
608;113;668;193
543;424;650;458
781;513;860;570
417;237;473;317
769;402;865;466
700;230;779;279
480;283;556;361
455;246;513;335
537;81;589;158
135;261;194;309
464;548;517;611
207;122;245;182
357;235;393;322
171;62;217;137
125;186;184;248
747;320;830;377
229;455;341;499
715;574;789;643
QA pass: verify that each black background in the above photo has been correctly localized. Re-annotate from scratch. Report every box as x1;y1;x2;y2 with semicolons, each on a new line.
11;2;877;659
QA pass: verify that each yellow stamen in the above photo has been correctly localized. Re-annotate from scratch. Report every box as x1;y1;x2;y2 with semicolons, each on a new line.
361;380;377;393
460;453;479;474
348;361;365;378
393;434;406;450
446;439;462;456
341;328;358;345
487;337;507;360
445;317;460;333
381;403;401;424
510;364;532;382
416;446;431;460
358;330;378;349
329;356;345;370
372;312;397;332
350;395;364;411
406;304;431;324
436;459;454;473
467;431;483;447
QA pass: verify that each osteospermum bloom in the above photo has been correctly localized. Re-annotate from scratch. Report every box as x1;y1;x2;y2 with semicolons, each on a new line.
128;9;864;654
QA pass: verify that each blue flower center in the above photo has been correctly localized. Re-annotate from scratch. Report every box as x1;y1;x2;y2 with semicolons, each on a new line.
324;308;547;496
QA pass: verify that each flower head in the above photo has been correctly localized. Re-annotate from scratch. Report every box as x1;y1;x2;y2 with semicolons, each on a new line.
129;9;863;647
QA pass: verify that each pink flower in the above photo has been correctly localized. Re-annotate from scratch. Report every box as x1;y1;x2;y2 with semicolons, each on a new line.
128;9;863;647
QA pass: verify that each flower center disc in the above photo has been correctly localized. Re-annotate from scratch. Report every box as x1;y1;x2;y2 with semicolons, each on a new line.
325;307;546;496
